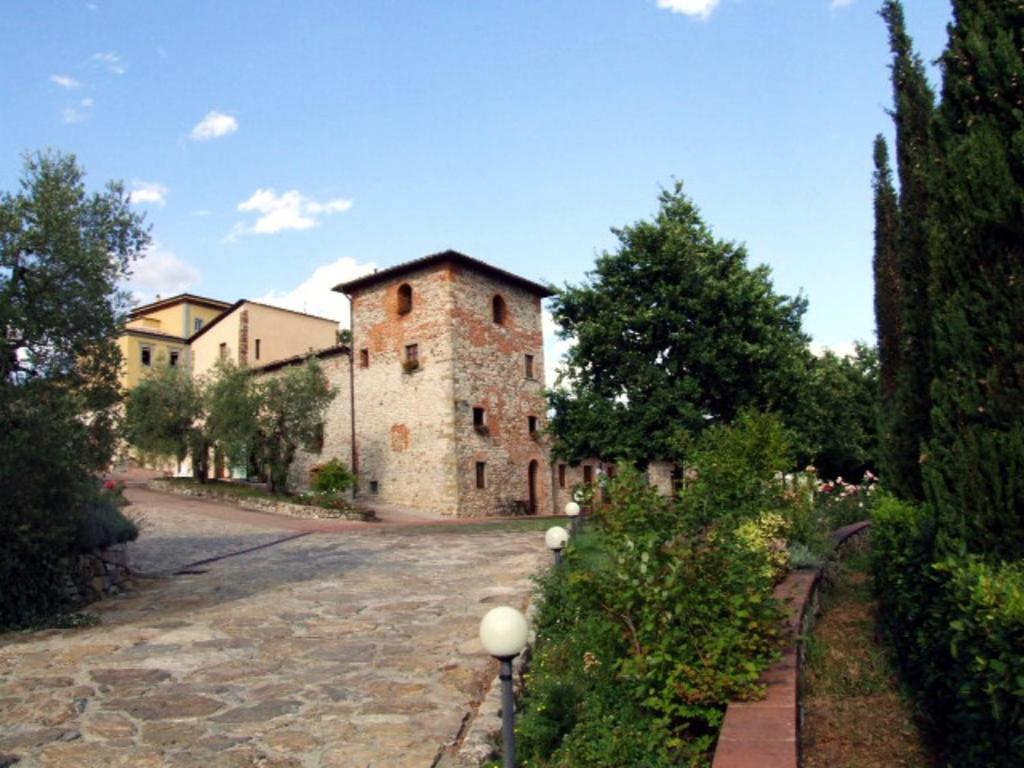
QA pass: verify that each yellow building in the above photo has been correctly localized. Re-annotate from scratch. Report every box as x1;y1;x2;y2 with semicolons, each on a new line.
118;294;231;389
189;300;339;377
118;294;340;389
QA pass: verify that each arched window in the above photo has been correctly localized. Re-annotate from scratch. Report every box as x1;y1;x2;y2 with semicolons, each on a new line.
397;283;413;315
492;294;506;325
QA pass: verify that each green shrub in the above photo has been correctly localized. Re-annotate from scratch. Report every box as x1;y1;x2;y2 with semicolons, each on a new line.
516;470;784;767
311;458;356;495
679;410;793;526
75;495;139;552
872;493;1024;765
932;555;1024;765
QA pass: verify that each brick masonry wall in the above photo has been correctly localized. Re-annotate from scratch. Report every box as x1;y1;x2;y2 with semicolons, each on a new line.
450;267;551;517
349;264;460;516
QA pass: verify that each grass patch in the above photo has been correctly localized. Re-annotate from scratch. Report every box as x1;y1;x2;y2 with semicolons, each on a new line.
802;536;935;768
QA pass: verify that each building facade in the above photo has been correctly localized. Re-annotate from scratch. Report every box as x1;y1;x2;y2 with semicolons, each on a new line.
189;300;338;377
338;250;553;518
257;251;556;518
118;294;231;388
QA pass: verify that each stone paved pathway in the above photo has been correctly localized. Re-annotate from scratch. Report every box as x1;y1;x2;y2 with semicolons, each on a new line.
0;495;546;768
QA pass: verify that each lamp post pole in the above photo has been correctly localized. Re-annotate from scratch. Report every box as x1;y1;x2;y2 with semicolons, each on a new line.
479;606;529;768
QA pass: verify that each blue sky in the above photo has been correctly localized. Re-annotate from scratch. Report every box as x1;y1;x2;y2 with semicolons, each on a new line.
1;0;952;378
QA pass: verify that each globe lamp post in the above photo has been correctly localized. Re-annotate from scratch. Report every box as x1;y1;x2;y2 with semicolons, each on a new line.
545;525;570;566
564;500;580;534
479;606;529;768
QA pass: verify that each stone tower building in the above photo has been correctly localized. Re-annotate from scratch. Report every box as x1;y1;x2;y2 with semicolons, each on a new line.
335;250;553;518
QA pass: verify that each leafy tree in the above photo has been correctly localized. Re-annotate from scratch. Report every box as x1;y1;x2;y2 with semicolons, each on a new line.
549;182;810;465
256;359;334;494
204;361;260;470
0;151;148;625
124;365;203;474
798;343;880;481
925;0;1024;560
881;0;937;501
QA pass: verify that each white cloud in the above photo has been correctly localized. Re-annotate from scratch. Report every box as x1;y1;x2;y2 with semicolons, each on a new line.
189;110;238;141
656;0;720;18
257;256;377;323
128;243;201;303
129;181;168;206
190;209;211;217
235;188;353;235
92;51;125;75
810;340;858;358
542;309;575;389
831;0;855;7
50;74;81;89
62;97;93;124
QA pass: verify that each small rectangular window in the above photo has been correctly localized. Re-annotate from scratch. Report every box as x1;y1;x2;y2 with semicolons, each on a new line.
475;461;486;489
528;415;538;435
194;318;204;333
360;348;369;367
473;407;485;427
583;465;594;484
404;343;419;370
141;346;152;366
558;464;566;489
169;350;180;367
525;354;535;379
369;480;379;495
219;342;227;360
255;339;261;361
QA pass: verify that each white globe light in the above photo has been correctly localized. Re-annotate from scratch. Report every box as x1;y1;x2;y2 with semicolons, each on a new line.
545;525;570;551
564;501;581;518
479;606;529;658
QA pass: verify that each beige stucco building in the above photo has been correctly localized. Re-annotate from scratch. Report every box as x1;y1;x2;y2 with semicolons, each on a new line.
189;300;338;378
118;295;339;388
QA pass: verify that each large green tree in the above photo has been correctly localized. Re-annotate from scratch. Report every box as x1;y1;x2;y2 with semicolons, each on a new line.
871;135;904;483
881;0;937;501
548;182;810;465
925;0;1024;560
123;365;205;477
0;151;148;624
798;343;880;481
256;359;334;494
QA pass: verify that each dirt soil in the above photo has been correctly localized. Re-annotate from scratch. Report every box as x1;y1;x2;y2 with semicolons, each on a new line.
801;539;935;768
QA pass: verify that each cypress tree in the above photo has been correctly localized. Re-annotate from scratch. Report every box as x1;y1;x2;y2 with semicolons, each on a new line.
871;135;903;483
925;0;1024;559
881;0;936;501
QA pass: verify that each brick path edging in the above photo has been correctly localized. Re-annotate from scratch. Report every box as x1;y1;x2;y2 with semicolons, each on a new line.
711;520;871;768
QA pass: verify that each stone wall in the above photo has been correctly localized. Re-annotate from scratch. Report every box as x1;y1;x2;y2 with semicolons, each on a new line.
60;544;131;609
450;267;551;517
552;459;605;514
350;264;460;516
647;461;677;497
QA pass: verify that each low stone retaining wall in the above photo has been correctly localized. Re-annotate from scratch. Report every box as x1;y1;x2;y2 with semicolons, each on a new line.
711;521;871;768
150;479;375;521
60;543;131;609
